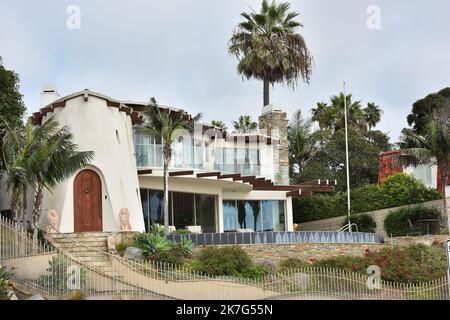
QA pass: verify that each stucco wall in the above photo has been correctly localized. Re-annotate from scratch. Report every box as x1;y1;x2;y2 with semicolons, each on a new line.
39;95;145;233
298;199;445;236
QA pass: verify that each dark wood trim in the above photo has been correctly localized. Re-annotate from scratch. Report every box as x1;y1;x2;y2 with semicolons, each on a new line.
169;170;194;177
137;169;153;175
241;176;257;183
107;100;120;108
219;173;241;180
53;100;66;109
197;172;221;178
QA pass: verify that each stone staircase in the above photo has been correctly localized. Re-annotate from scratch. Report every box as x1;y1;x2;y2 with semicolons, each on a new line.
46;232;123;280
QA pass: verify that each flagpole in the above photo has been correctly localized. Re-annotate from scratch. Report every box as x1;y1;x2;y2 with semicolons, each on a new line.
343;82;352;232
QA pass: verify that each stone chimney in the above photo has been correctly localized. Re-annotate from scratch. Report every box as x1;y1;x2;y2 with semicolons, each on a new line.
40;84;60;108
258;104;289;185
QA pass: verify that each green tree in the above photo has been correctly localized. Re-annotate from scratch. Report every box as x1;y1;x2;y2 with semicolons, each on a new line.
229;0;313;106
1;116;94;234
398;110;450;230
363;102;383;132
329;93;365;131
233;115;258;133
211;120;227;131
288;110;326;175
140;98;201;231
0;57;26;171
407;87;450;134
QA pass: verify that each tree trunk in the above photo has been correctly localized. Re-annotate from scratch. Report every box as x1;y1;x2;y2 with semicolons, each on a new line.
163;158;170;232
442;165;450;234
263;78;270;106
32;187;43;240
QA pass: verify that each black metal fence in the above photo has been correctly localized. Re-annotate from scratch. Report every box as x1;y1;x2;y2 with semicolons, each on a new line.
166;231;384;246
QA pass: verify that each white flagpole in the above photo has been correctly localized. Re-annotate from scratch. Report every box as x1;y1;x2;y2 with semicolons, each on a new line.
343;82;352;232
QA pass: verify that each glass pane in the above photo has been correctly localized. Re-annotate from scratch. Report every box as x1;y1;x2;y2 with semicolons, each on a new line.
236;200;259;231
261;200;285;231
223;200;237;232
140;189;149;232
148;190;164;226
172;192;194;229
195;194;216;233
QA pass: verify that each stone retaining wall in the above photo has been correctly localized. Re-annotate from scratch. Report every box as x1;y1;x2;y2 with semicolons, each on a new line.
199;234;449;266
298;200;444;236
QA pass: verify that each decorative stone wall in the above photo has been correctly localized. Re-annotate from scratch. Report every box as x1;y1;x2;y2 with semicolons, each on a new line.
235;243;381;265
298;200;444;237
258;106;289;185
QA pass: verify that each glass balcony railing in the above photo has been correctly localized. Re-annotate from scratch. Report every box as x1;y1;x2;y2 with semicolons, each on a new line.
135;143;261;176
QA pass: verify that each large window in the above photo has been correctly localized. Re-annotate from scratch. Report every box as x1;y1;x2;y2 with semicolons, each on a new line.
223;200;285;232
140;189;216;233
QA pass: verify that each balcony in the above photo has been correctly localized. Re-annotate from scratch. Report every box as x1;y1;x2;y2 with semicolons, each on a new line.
135;143;261;176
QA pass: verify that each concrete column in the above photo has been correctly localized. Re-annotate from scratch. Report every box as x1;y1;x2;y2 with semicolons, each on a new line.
285;197;294;232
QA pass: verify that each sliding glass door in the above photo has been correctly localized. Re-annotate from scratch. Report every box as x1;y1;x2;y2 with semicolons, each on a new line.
140;189;217;233
223;200;285;232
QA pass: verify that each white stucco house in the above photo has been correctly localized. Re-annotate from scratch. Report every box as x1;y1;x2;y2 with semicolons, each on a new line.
0;85;335;234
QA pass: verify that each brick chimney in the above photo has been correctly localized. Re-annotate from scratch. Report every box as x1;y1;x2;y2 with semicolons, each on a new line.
258;104;289;185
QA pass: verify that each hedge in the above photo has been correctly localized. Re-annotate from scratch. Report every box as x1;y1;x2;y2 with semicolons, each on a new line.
384;205;441;237
294;173;442;223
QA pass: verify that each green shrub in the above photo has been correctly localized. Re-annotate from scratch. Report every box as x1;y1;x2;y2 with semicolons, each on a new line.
37;256;86;293
241;265;269;279
0;267;12;300
115;241;131;253
278;258;309;271
294;173;442;223
384;205;441;237
311;244;447;283
196;247;253;277
341;214;377;233
155;245;186;265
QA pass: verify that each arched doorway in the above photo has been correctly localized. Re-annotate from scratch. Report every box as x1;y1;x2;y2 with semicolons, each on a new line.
74;169;102;232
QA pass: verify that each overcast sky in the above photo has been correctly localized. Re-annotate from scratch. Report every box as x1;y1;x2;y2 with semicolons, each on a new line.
1;0;449;142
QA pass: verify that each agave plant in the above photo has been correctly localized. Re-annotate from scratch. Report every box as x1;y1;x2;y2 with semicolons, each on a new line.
134;232;171;258
178;238;195;256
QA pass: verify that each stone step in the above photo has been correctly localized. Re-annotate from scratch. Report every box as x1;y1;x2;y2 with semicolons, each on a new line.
81;260;112;267
53;240;108;248
74;255;109;262
49;232;112;238
51;237;108;244
57;243;108;250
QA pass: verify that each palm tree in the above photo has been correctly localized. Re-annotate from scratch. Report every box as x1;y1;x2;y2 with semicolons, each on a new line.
1;117;28;223
288;110;314;173
1;116;94;235
229;0;313;106
27;117;94;236
233;115;258;133
311;102;328;130
363;102;383;132
140;98;201;231
211;120;227;131
398;111;450;230
329;93;365;131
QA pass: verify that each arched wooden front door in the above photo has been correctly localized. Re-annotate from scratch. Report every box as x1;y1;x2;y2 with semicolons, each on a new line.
74;169;102;232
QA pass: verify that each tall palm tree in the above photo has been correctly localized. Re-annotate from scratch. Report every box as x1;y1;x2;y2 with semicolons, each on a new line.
329;93;365;131
398;111;450;230
211;120;227;131
363;102;383;132
140;98;201;231
311;102;328;130
229;0;313;106
233;115;258;133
